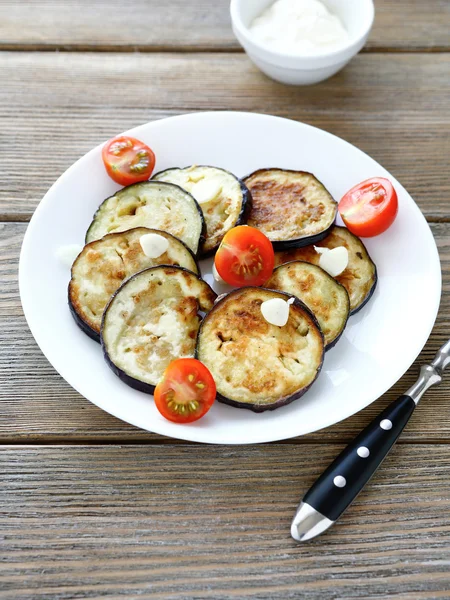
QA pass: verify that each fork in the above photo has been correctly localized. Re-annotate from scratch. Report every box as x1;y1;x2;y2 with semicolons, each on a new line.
291;339;450;542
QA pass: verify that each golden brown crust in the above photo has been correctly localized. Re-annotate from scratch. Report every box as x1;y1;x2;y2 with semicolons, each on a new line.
274;226;377;313
244;169;336;243
196;287;324;409
266;262;350;348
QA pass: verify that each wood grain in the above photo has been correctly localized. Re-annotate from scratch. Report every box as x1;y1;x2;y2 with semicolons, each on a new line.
1;2;450;597
0;0;449;52
2;221;449;444
0;444;449;599
0;52;449;220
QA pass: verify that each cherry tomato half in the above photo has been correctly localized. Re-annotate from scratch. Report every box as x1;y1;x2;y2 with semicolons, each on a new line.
338;177;398;237
154;359;216;424
214;225;274;287
102;136;156;186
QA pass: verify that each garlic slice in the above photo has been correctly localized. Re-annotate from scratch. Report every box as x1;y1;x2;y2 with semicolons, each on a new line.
315;246;349;277
261;297;290;327
56;244;83;268
187;166;204;183
214;293;227;304
212;262;224;283
139;233;169;258
191;179;222;205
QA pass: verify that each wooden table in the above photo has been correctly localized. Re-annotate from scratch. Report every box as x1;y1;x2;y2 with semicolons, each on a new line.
1;1;450;598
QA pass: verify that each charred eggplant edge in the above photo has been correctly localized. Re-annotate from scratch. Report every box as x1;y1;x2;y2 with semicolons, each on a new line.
243;168;337;251
85;181;207;257
100;265;217;395
195;286;325;413
68;228;202;343
336;227;378;315
351;268;377;315
152;165;253;258
68;293;101;342
268;260;350;351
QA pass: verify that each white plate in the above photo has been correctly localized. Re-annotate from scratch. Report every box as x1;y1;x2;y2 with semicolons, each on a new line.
19;112;441;444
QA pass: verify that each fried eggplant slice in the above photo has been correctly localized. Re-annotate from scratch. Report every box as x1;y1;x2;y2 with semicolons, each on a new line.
196;287;324;412
85;181;205;255
243;168;337;250
153;165;252;256
69;228;200;341
266;261;350;349
101;266;216;394
274;225;377;314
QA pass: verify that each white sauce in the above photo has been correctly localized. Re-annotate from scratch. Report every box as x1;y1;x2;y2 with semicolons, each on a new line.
249;0;349;55
314;245;349;276
261;297;291;327
56;244;83;268
140;233;169;258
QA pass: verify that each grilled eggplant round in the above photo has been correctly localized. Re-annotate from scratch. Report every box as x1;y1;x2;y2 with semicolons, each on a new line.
153;165;252;256
196;287;324;412
85;181;205;255
274;226;377;314
243;168;337;250
101;266;217;394
69;228;200;342
266;261;350;350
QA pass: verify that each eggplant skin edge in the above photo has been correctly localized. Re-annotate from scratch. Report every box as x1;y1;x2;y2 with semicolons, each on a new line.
271;221;335;252
100;265;216;395
102;349;157;395
349;255;378;316
85;181;207;257
243;168;337;251
332;225;377;316
195;287;325;413
201;177;253;258
323;317;347;351
152;166;253;258
68;291;101;343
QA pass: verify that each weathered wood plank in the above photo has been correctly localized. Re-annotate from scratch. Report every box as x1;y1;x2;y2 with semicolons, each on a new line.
0;444;449;599
1;222;449;443
0;0;448;51
0;52;449;220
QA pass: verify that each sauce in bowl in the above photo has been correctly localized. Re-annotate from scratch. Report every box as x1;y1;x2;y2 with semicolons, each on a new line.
249;0;349;55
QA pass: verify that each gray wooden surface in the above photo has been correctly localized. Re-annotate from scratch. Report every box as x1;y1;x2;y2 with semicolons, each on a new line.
0;1;450;598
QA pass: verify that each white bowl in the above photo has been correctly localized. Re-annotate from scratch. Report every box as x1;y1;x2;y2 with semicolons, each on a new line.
230;0;375;85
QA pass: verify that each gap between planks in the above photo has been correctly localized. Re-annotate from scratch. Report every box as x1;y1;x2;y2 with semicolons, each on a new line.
2;438;450;447
0;44;449;54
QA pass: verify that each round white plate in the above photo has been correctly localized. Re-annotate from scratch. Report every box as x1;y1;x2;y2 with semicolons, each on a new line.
19;112;441;444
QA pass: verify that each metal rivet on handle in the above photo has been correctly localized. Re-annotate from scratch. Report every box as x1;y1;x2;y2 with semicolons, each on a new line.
333;475;346;488
357;446;370;458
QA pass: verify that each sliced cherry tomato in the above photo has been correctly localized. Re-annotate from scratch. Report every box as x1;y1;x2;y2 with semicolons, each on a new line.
102;136;155;186
154;358;216;424
214;225;274;287
338;177;398;237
